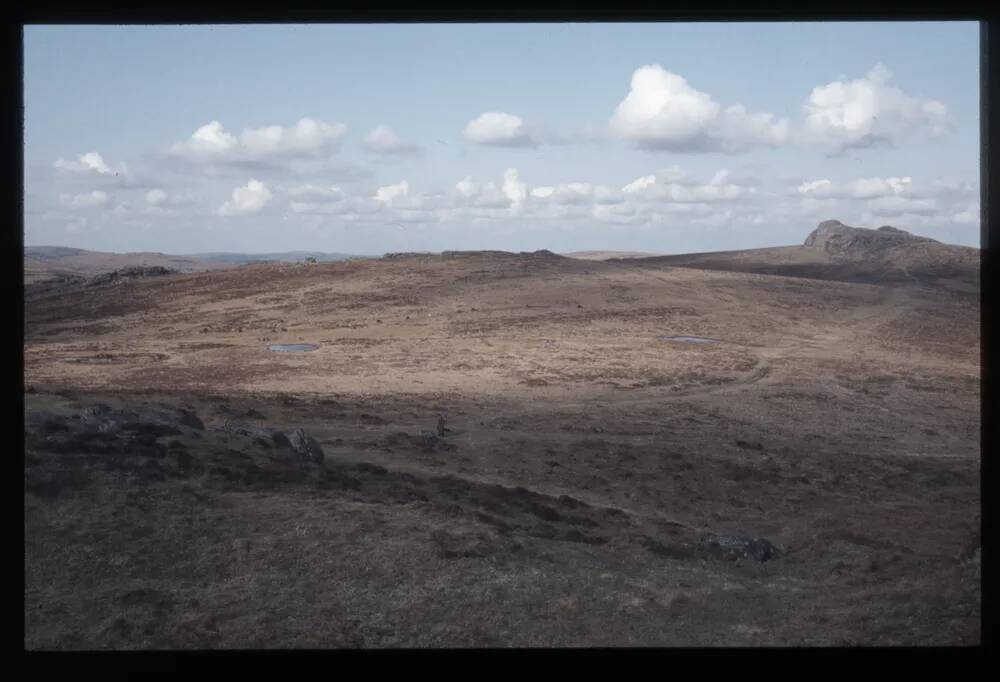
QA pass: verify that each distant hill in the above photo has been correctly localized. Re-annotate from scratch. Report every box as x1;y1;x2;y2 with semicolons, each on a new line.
23;247;373;284
24;246;92;261
563;250;664;260
184;251;368;265
23;246;235;285
621;220;979;293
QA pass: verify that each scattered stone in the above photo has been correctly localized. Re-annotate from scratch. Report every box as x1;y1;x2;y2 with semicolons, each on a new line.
703;535;779;562
85;266;177;288
80;404;114;423
288;428;325;464
419;431;441;451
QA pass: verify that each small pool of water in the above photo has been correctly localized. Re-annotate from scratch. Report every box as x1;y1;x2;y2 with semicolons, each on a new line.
663;336;720;344
267;344;320;352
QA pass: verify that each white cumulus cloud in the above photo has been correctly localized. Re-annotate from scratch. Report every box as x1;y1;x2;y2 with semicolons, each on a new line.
848;176;912;199
802;64;952;153
797;179;835;196
363;125;421;155
290;196;384;217
183;121;237;155
620;169;748;203
455;177;480;198
502;168;527;207
171;118;347;166
288;184;346;200
462;112;538;147
218;179;272;216
796;176;914;200
622;175;657;194
609;65;788;153
374;180;409;203
53;152;127;176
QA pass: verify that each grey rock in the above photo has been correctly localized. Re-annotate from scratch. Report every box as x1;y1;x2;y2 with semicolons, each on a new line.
288;428;324;464
80;404;113;423
803;220;935;254
703;534;779;562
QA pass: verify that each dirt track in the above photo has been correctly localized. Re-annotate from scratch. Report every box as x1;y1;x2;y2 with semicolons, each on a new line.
23;248;981;647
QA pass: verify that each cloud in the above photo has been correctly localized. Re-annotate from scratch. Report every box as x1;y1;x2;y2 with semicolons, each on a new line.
139;188;199;215
218;179;272;216
289;196;384;216
462;112;539;147
182;121;237;155
446;169;528;216
528;183;580;205
796;176;914;200
622;175;657;194
592;203;639;224
439;167;770;231
455;177;479;198
717;105;790;151
592;186;625;205
501;168;527;206
802;64;952;153
782;172;978;234
526;182;623;207
363;125;422;155
848;176;912;199
170;118;348;166
472;190;512;209
619;168;751;203
796;179;835;196
54;152;128;177
145;189;168;205
288;184;346;200
374;180;409;203
609;65;788;153
441;167;769;231
59;190;109;208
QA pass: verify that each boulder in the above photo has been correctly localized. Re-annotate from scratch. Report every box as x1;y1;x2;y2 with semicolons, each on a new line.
288;428;324;464
703;534;779;562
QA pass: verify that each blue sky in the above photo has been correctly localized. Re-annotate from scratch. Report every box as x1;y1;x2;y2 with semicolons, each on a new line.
24;22;980;254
